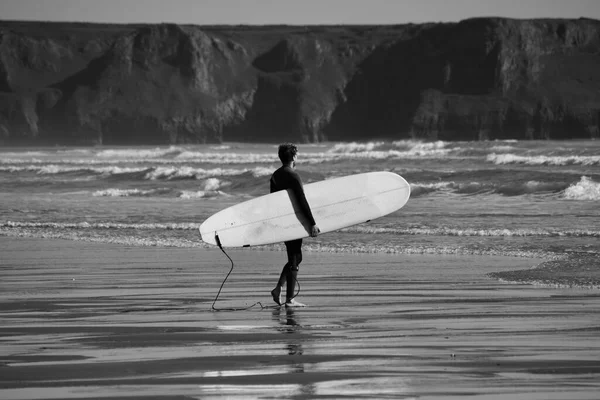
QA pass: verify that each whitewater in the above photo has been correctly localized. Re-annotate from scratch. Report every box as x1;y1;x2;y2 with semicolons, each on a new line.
1;140;599;263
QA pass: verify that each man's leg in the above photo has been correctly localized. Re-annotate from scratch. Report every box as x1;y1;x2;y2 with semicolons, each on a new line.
285;240;306;307
285;253;301;302
272;240;296;306
271;262;288;306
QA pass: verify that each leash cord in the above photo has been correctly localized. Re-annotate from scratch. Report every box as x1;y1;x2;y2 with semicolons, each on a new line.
210;234;300;311
211;234;266;311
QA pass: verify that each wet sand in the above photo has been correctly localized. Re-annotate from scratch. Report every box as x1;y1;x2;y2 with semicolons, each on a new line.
1;237;599;399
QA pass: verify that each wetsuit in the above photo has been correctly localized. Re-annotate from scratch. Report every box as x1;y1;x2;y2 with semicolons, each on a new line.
270;165;316;299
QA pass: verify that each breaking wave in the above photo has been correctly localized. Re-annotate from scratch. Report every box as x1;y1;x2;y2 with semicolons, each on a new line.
93;178;232;198
328;140;452;159
563;176;600;201
487;153;600;166
0;165;148;175
93;188;171;197
144;166;273;180
1;164;275;180
96;146;183;159
409;180;572;197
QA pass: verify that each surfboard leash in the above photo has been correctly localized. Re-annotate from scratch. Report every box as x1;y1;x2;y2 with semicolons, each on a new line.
211;233;269;312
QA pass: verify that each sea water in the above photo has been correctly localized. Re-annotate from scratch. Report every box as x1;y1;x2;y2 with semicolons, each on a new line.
1;140;599;262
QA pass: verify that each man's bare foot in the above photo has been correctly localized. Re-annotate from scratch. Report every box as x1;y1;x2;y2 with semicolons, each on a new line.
271;287;282;306
285;299;307;307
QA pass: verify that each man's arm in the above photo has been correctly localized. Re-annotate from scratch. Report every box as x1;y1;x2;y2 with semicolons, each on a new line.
289;173;317;228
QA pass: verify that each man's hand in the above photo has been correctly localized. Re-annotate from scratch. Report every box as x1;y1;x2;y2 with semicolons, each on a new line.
310;225;320;237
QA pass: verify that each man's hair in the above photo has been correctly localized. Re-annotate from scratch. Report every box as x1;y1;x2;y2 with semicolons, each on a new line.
278;143;298;163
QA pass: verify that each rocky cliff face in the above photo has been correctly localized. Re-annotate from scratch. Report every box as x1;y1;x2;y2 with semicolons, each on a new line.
1;18;599;145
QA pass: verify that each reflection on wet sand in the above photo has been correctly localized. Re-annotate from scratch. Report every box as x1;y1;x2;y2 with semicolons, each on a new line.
273;306;305;358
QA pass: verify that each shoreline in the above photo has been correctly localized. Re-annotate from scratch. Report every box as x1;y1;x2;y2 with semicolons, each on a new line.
2;230;599;289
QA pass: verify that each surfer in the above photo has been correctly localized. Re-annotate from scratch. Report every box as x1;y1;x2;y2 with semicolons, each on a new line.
269;143;320;307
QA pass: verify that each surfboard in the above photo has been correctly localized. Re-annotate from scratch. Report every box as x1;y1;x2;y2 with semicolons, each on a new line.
199;171;410;248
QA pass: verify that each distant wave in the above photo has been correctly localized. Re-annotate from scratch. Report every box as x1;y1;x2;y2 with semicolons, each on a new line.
0;151;48;157
487;153;600;166
1;141;462;166
1;164;274;180
179;190;229;199
0;165;149;175
93;188;171;197
1;221;200;230
495;180;569;196
96;146;183;159
409;182;458;197
178;177;232;198
341;225;600;237
145;166;273;180
329;141;386;153
328;140;452;159
409;180;570;197
3;142;599;168
563;176;600;201
93;178;233;198
3;220;597;238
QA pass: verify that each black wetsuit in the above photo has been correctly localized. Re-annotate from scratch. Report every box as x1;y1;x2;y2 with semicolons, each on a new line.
270;165;315;298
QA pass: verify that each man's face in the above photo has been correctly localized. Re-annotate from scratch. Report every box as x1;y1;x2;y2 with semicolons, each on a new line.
293;153;297;168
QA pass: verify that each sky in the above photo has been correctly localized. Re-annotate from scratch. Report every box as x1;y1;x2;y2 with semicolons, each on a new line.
1;0;599;25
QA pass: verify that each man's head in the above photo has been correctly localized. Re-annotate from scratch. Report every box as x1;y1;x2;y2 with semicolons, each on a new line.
278;143;298;165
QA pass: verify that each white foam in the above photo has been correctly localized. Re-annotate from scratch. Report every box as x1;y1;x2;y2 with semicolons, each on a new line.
178;190;208;199
178;190;228;199
328;141;385;153
411;181;456;190
341;225;600;237
93;188;158;197
0;164;147;175
563;176;600;201
175;151;278;163
96;146;182;159
1;163;274;180
203;178;222;191
144;166;272;180
1;141;456;168
487;153;600;166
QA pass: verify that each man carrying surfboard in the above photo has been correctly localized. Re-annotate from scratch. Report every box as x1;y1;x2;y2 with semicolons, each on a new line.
270;143;320;307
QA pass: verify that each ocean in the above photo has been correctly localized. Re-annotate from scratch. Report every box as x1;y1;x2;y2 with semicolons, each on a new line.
1;140;599;269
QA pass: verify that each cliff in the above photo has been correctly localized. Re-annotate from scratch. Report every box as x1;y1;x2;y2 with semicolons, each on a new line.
1;18;599;145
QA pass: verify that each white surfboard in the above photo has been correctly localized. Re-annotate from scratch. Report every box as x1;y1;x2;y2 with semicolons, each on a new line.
199;171;410;248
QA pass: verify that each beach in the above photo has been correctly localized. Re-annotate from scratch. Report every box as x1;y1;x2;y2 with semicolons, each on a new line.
1;140;599;398
2;236;599;399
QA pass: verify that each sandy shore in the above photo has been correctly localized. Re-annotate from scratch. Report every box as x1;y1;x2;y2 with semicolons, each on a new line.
1;237;599;399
